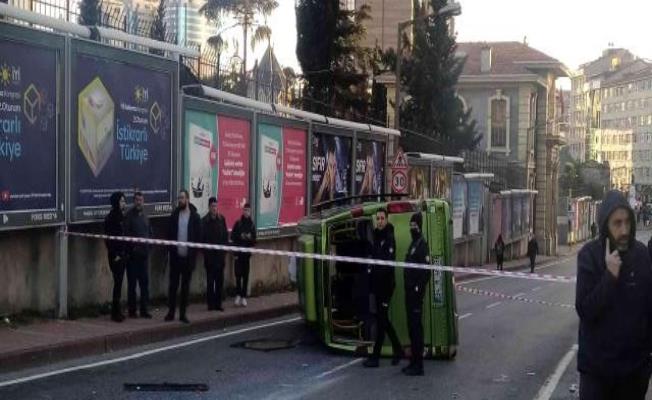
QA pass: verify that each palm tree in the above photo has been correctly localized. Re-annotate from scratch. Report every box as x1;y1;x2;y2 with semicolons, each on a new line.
200;0;279;92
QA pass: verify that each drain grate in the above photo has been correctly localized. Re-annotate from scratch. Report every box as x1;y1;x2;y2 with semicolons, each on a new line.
124;383;209;392
231;338;298;352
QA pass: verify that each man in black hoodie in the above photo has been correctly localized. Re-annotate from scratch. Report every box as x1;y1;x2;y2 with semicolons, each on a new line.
576;190;652;399
202;197;228;311
403;212;431;376
105;192;127;322
123;191;152;319
231;203;256;307
363;208;403;368
165;190;201;324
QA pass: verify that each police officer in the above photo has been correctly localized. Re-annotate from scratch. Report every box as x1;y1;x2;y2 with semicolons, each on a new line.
363;208;404;368
403;212;430;376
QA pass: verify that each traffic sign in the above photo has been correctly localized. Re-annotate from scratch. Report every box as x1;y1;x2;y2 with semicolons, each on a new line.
392;170;407;193
392;148;408;170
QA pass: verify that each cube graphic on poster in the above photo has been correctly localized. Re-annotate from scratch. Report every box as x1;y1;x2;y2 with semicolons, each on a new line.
78;77;115;177
189;122;213;216
259;133;280;215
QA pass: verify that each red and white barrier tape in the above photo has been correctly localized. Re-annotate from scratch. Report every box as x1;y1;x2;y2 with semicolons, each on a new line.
64;231;576;284
456;285;574;310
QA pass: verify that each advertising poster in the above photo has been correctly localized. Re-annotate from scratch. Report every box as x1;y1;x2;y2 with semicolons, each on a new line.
71;52;173;220
491;195;502;245
452;174;466;239
408;164;430;200
355;139;385;196
184;109;217;217
311;132;352;206
217;116;250;228
0;39;60;227
502;196;512;240
432;166;452;203
256;124;307;230
468;181;483;235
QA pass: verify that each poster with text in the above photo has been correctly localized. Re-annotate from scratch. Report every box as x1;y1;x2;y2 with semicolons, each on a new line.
278;127;307;226
217;116;250;229
432;166;452;203
0;39;60;227
184;109;217;217
409;164;430;200
468;181;483;235
71;52;173;220
355;139;385;196
311;132;352;206
452;174;466;239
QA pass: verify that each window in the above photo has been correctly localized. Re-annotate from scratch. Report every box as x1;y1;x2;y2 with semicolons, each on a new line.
488;90;510;151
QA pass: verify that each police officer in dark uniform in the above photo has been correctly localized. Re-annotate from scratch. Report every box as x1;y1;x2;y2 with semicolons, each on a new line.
363;208;404;368
403;212;430;376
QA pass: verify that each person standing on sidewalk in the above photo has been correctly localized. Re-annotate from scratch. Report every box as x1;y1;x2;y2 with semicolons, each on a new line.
104;192;127;322
231;203;256;307
402;212;430;376
202;197;228;311
494;235;505;271
166;190;201;324
576;190;652;400
527;234;538;273
123;192;152;319
363;208;403;369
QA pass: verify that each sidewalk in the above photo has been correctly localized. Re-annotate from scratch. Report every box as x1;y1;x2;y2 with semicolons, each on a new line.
456;243;577;282
0;292;299;374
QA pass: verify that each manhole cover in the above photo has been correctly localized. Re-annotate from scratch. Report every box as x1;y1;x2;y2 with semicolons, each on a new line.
232;339;298;352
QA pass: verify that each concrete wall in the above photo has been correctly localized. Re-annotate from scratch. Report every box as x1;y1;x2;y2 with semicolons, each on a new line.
0;220;294;315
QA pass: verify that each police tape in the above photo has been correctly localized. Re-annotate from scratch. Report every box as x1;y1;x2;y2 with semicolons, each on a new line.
456;285;575;310
64;231;576;284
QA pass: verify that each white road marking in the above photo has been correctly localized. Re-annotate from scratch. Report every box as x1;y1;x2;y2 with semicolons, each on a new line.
458;257;573;285
514;293;526;298
532;344;578;400
315;358;363;379
0;316;302;388
532;287;542;292
486;302;502;309
459;313;473;320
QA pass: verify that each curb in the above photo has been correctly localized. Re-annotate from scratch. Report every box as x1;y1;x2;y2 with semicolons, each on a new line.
0;303;300;374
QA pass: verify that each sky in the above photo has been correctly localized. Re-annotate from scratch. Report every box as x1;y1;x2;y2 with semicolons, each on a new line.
260;0;652;84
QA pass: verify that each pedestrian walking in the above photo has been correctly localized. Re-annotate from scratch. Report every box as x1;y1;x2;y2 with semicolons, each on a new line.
231;203;256;307
576;190;652;400
363;209;403;368
527;234;538;273
494;235;505;271
123;192;152;319
202;197;228;311
402;212;430;376
104;192;127;322
165;190;201;324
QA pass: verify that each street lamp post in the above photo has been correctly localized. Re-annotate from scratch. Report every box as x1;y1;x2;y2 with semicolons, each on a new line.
394;1;462;130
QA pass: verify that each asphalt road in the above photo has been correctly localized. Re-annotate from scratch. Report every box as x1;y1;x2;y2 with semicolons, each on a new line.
1;233;649;400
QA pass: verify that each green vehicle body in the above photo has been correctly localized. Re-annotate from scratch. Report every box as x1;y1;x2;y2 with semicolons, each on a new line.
297;199;459;359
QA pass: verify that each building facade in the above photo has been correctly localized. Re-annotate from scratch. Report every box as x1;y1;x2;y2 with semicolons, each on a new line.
456;42;568;255
164;0;216;48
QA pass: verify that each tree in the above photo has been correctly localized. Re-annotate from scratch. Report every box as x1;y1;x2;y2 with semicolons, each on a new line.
149;0;167;55
200;0;279;94
296;1;373;120
78;0;100;26
399;0;480;156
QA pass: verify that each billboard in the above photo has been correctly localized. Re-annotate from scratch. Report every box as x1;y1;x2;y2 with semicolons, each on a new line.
256;122;307;231
355;139;385;196
311;131;352;206
452;174;466;239
0;30;63;229
408;164;430;200
468;181;483;235
432;166;452;203
512;195;522;237
70;43;175;221
184;109;217;217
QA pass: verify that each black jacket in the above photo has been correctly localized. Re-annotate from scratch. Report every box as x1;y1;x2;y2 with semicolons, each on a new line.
369;224;397;298
104;193;126;260
527;239;538;258
123;206;152;258
231;216;256;259
576;190;652;378
202;212;229;263
404;234;430;289
169;203;202;262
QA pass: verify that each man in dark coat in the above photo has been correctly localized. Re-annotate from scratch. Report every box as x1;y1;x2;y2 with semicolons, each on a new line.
527;234;539;273
363;208;403;368
231;203;256;307
165;190;201;324
123;191;152;319
202;197;228;311
576;190;652;399
104;192;127;322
